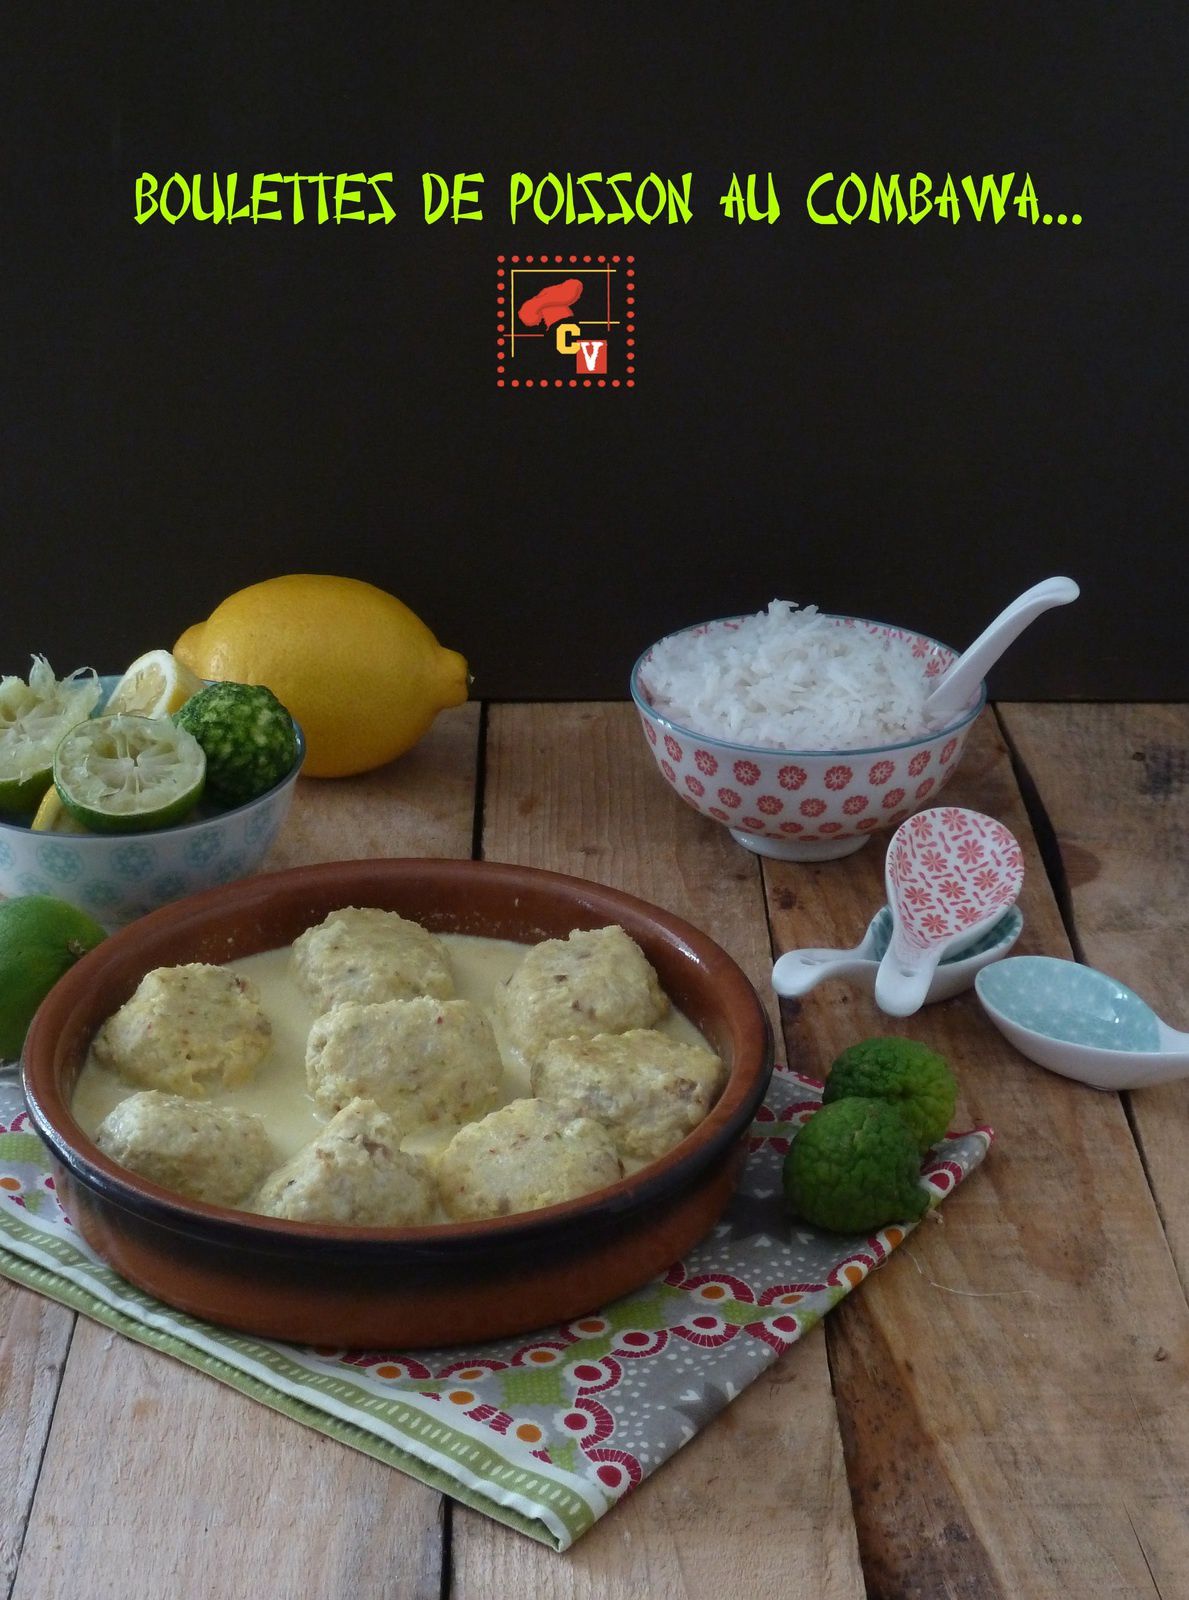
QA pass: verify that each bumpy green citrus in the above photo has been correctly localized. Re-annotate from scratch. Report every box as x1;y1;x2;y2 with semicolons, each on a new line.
782;1098;930;1234
823;1037;957;1153
174;682;299;807
0;895;108;1059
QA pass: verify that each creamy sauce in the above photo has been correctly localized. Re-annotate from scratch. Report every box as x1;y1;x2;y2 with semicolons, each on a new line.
72;934;712;1177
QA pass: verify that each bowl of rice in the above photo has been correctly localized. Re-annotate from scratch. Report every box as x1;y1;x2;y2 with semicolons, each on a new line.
630;603;986;861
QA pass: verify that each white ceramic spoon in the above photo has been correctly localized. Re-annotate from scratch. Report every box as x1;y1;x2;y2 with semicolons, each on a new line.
925;577;1080;728
976;957;1189;1090
874;807;1025;1017
772;904;1023;1006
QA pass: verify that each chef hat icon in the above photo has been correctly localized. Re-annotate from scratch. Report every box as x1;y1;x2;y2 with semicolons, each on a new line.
518;278;585;329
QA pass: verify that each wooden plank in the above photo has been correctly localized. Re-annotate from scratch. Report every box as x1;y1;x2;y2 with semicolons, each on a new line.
763;712;1189;1598
999;703;1189;1295
11;704;479;1600
453;703;864;1598
0;1287;74;1597
10;1339;445;1600
267;701;482;867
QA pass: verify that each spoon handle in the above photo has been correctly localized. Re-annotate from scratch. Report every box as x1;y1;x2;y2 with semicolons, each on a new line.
1157;1019;1189;1053
926;576;1080;726
874;943;944;1018
772;946;874;999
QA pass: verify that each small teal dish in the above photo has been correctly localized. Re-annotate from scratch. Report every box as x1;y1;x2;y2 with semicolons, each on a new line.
0;676;304;929
976;956;1189;1091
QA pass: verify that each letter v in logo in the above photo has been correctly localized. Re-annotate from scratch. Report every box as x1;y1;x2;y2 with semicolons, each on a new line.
578;339;607;374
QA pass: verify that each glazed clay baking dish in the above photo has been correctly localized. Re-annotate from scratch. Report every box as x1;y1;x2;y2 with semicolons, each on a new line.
22;858;772;1347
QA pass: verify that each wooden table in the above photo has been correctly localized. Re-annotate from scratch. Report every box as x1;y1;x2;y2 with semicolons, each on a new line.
4;703;1188;1599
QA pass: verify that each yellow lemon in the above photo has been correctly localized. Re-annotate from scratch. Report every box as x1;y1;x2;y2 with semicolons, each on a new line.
174;575;468;778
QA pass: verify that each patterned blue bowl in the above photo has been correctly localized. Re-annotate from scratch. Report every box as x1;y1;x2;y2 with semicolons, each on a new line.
0;677;304;927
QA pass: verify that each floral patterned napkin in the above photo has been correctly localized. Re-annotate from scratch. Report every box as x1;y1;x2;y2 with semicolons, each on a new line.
0;1066;992;1550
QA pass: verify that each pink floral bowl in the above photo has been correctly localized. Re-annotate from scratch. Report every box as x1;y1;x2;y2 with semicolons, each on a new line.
630;615;986;862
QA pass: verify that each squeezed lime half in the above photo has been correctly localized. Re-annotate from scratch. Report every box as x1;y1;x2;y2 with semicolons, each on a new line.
0;656;102;815
53;714;206;832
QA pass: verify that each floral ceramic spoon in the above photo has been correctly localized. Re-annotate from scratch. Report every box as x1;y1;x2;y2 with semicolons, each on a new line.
874;807;1025;1017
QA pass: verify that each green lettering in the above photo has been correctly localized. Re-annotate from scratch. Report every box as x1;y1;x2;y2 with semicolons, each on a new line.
937;173;961;223
666;172;694;223
533;173;565;223
1014;173;1039;223
134;172;159;224
190;173;226;224
274;174;304;223
744;172;779;223
224;173;252;222
961;172;1014;223
508;172;533;224
451;173;483;222
835;172;868;224
158;172;191;224
252;172;282;222
605;172;634;224
720;173;746;222
367;172;395;224
574;173;605;225
335;173;366;222
869;174;906;223
423;172;451;223
908;173;933;224
307;174;330;224
635;173;667;224
806;173;837;224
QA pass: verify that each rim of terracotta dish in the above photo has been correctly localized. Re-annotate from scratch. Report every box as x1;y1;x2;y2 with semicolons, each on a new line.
23;858;773;1260
629;611;987;758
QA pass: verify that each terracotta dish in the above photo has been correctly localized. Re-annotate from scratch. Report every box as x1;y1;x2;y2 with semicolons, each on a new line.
22;858;773;1347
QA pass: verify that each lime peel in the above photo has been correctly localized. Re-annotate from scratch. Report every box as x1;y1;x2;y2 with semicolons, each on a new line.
0;895;108;1059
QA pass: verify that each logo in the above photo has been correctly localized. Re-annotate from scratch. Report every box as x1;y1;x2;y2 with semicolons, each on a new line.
497;254;635;388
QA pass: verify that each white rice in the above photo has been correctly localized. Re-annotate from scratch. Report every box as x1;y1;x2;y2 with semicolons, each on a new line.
639;602;941;751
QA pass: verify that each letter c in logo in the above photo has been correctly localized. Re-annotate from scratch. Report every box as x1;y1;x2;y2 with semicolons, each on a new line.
555;322;581;355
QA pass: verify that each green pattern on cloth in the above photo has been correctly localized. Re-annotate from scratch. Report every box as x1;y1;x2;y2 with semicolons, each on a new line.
0;1071;993;1550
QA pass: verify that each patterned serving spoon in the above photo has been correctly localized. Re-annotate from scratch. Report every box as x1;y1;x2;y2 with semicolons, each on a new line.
874;807;1025;1017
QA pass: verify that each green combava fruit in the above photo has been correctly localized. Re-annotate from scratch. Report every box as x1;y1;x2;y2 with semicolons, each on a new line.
782;1098;930;1234
823;1037;957;1153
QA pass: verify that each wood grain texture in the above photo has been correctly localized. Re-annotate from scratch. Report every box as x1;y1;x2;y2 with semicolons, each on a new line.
10;1333;444;1600
764;713;1189;1598
0;1286;74;1597
1000;703;1189;1298
453;703;864;1598
267;701;481;868
11;703;481;1599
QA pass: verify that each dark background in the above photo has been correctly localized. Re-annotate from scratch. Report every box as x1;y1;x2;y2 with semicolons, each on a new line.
3;2;1185;698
